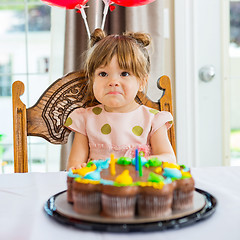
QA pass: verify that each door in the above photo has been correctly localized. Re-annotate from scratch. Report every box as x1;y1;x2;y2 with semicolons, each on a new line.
174;0;230;167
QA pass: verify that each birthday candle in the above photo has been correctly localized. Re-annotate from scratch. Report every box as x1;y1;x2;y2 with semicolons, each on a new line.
139;155;143;177
135;149;139;171
110;153;116;175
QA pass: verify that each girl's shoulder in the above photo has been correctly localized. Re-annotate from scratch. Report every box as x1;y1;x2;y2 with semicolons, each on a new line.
139;105;173;118
72;104;103;115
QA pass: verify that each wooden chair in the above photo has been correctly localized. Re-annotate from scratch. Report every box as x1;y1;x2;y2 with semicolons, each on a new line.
12;71;176;173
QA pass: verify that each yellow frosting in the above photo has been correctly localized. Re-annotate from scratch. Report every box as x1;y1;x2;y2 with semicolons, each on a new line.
71;169;79;174
155;167;162;174
162;162;180;170
181;171;192;178
139;181;164;189
115;170;133;185
76;164;97;176
75;177;100;185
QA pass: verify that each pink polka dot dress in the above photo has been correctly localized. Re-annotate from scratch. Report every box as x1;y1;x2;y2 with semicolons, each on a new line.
64;104;173;160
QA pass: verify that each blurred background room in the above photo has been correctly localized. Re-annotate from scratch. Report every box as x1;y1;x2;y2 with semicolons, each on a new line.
0;0;240;173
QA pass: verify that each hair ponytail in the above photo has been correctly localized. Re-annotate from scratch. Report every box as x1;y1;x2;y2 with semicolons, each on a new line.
90;28;106;47
124;32;151;48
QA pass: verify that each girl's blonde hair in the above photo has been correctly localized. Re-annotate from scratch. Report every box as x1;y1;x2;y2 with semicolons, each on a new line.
84;28;151;102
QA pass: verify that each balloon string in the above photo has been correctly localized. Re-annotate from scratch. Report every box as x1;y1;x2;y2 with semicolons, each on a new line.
101;2;109;30
80;8;91;39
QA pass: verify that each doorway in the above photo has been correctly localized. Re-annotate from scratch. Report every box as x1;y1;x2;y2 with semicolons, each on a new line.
174;0;240;167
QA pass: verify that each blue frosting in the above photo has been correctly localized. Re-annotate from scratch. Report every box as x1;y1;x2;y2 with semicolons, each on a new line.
182;167;190;172
164;177;172;184
163;168;182;179
100;179;114;185
84;170;101;180
92;159;110;170
68;169;80;178
131;156;148;166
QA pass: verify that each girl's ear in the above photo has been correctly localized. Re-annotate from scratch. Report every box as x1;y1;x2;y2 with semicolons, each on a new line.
139;77;148;92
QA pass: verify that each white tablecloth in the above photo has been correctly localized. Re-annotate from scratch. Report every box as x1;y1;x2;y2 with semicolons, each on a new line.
0;167;240;240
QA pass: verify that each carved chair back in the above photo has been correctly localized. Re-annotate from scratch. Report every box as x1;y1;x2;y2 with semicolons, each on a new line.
12;71;175;173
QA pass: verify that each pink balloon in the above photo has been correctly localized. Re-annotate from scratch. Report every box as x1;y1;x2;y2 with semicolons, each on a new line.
111;0;155;7
41;0;88;9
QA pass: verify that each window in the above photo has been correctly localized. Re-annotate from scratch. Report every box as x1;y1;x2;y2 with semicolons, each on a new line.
230;1;240;47
0;54;12;97
230;1;240;166
0;0;65;173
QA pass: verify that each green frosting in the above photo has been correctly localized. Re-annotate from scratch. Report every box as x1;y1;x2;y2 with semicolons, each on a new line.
148;172;165;183
113;182;137;187
180;164;186;169
181;175;191;179
117;157;132;165
134;181;141;186
86;161;94;167
145;158;162;168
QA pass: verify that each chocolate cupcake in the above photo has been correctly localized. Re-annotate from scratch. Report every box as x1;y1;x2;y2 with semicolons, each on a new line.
172;176;195;210
72;162;103;215
137;173;174;217
66;169;80;203
101;170;139;218
72;178;102;215
163;164;195;210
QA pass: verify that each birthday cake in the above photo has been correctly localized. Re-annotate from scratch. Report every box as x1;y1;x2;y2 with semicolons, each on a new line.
67;156;195;218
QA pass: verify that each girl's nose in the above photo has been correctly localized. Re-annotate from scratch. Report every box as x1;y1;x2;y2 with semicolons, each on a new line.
108;77;120;87
109;82;119;87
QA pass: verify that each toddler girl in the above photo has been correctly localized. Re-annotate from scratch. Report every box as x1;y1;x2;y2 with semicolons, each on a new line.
65;28;176;169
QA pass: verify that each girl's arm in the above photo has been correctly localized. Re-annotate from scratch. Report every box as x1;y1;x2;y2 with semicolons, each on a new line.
150;124;176;163
67;132;89;170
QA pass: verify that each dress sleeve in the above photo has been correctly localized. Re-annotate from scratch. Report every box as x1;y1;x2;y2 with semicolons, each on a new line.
151;111;173;135
64;108;87;135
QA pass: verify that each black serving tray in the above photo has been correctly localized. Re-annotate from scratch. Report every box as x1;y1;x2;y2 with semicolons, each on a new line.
44;188;217;232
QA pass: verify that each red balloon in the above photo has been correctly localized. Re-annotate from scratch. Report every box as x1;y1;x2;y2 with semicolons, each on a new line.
111;0;155;7
41;0;88;9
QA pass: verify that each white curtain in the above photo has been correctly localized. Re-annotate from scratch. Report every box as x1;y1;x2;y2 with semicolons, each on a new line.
126;2;164;102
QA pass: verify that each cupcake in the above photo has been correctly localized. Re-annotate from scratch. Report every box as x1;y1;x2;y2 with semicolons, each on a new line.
72;163;102;215
101;170;139;218
137;172;174;217
163;164;195;210
72;178;102;215
172;173;195;210
67;169;80;203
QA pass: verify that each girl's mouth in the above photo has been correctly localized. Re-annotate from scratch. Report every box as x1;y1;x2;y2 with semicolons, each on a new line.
107;91;122;95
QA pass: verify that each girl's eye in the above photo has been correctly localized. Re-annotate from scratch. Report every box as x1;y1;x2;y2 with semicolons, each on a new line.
99;72;108;77
121;72;130;77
